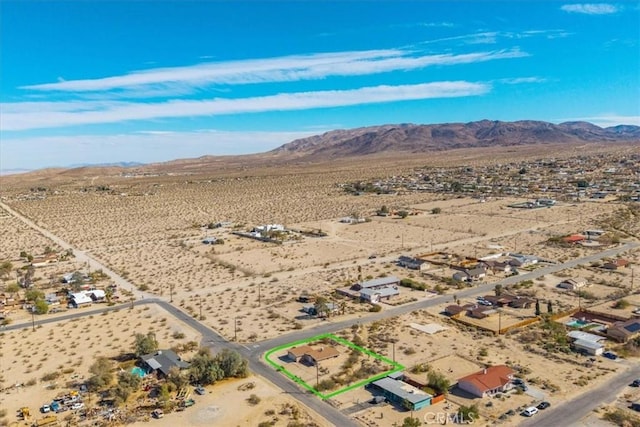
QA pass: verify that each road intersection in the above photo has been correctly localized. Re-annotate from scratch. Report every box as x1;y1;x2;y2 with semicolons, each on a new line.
2;200;638;426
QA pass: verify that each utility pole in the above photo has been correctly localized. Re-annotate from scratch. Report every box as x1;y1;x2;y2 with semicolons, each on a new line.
497;309;502;335
197;295;202;320
392;341;396;363
258;283;261;306
31;308;35;332
234;317;238;341
316;362;319;388
169;283;174;303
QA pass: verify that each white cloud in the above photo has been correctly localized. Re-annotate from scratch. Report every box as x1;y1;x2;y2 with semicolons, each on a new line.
560;3;619;14
1;81;491;131
18;49;524;95
499;77;547;84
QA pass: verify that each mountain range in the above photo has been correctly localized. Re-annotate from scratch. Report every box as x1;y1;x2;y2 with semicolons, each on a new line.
270;120;640;160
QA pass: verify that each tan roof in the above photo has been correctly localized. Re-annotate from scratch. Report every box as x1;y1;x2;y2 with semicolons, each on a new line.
287;345;313;358
304;346;340;362
458;365;514;392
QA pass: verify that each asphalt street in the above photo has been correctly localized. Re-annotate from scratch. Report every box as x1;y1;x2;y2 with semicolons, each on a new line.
3;198;638;426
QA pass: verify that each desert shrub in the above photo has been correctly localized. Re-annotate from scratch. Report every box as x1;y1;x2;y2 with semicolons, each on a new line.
247;394;261;405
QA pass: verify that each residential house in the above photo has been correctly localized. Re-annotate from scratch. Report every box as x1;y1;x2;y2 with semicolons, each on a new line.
368;375;433;410
508;254;539;268
469;307;496;319
67;292;93;308
607;319;640;343
567;331;605;356
558;278;588;291
140;349;190;377
287;346;313;362
338;276;401;303
397;256;429;271
444;305;467;317
509;296;536;309
457;365;514;398
602;259;629;270
452;267;486;282
31;253;58;267
300;346;340;366
563;235;586;244
480;260;512;274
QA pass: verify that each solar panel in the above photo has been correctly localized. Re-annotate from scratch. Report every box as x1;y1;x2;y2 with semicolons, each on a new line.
625;323;640;333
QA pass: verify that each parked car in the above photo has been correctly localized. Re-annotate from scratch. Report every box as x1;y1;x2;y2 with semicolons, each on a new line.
522;407;539;417
537;401;551;410
195;386;206;395
478;300;492;306
152;409;164;419
631;379;640;387
41;404;51;413
70;402;84;410
603;351;618;360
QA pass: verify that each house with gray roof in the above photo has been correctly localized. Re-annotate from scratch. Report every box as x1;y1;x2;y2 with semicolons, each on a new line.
140;349;190;377
368;375;432;410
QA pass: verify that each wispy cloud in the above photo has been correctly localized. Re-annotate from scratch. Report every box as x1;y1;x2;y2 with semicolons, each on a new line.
498;77;547;84
560;3;619;14
19;49;525;95
2;81;490;131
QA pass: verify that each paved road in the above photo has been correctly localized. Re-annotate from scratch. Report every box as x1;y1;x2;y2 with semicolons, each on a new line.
255;241;639;351
0;201;154;299
520;362;640;427
3;199;638;427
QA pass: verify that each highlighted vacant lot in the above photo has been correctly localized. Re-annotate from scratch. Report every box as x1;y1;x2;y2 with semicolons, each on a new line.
265;333;404;399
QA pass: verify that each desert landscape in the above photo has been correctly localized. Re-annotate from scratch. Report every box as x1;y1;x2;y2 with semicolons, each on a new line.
1;143;640;427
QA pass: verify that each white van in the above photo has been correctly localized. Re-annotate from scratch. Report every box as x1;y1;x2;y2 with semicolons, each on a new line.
523;407;539;417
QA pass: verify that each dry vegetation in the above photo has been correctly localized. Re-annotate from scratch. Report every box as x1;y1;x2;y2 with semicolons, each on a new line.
1;145;639;426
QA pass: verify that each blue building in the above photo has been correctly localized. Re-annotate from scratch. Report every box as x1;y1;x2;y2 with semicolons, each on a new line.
369;375;432;410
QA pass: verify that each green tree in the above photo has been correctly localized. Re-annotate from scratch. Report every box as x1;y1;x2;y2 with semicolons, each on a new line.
24;289;44;302
189;347;225;385
314;296;330;318
215;348;249;378
5;282;20;297
134;332;159;356
402;416;422;427
0;261;13;279
427;370;451;395
34;299;49;315
431;207;442;215
458;404;480;423
535;299;541;316
70;271;85;292
547;300;553;314
494;284;503;297
166;366;189;390
378;205;389;215
113;371;142;406
398;210;409;219
87;357;114;390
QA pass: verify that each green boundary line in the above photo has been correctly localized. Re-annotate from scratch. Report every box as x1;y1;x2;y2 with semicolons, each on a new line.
264;333;404;399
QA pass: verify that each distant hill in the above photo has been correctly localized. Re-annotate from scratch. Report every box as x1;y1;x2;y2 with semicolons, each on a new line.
67;161;145;168
270;120;640;159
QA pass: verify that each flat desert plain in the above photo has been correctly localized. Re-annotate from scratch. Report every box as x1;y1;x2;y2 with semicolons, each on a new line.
1;148;639;427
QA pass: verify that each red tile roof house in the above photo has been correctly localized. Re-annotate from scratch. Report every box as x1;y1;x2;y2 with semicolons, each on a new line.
457;365;515;398
602;259;629;270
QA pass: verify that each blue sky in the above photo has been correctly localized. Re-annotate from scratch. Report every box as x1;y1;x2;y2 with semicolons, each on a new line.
1;1;639;171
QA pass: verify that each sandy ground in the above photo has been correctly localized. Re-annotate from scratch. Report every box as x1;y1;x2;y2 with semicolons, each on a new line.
1;153;639;426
